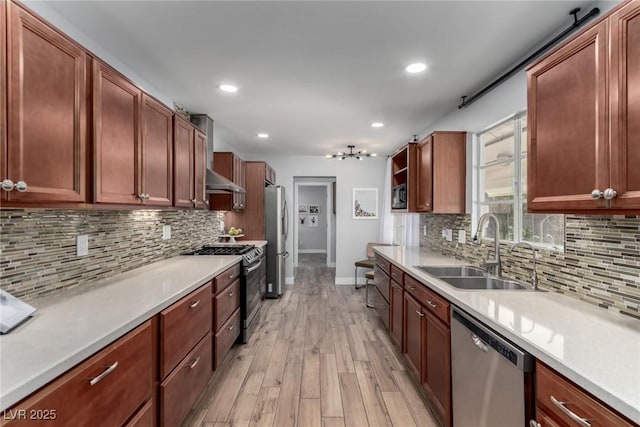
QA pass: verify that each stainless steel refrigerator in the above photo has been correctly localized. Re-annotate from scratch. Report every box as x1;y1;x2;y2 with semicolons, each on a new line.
265;185;288;298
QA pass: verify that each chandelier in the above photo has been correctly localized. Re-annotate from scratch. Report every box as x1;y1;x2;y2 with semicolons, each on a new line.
326;145;377;160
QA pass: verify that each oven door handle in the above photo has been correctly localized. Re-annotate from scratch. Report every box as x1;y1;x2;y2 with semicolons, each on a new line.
246;260;263;274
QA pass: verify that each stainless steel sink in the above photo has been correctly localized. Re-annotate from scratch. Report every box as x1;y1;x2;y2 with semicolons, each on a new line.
416;265;486;277
439;276;529;290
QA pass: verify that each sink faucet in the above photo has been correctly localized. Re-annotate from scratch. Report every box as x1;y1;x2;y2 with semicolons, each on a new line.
509;242;538;291
473;213;502;276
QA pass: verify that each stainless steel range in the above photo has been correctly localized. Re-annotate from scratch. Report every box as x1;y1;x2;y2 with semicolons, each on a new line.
183;244;264;343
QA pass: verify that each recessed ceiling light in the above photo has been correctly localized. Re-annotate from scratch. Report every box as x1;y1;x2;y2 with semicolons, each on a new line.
405;63;427;74
371;122;384;128
218;84;238;93
257;133;269;139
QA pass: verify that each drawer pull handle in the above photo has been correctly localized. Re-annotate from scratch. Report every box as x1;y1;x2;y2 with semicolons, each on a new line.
529;421;541;427
189;300;201;309
89;361;119;386
188;357;201;369
229;325;234;331
550;396;591;427
228;292;234;297
229;274;234;279
427;300;438;309
408;286;416;291
415;310;424;318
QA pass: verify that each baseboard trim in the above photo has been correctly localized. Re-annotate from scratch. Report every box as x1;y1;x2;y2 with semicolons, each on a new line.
285;276;295;285
298;250;328;254
327;262;336;267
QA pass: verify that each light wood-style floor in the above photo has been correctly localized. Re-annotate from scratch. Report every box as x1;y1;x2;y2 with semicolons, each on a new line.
182;254;440;427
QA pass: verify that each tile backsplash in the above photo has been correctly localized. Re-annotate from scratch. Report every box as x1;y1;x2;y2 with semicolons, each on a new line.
0;209;225;300
419;214;640;320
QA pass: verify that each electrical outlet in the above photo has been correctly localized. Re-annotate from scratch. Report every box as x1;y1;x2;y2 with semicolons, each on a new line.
458;230;466;244
77;235;88;256
441;229;446;238
423;225;427;236
162;225;171;240
445;229;453;242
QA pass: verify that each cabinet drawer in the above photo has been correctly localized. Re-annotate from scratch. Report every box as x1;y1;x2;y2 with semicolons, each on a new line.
531;408;562;427
371;286;390;331
5;321;152;427
160;334;213;427
160;283;212;378
536;361;635;427
390;264;404;285
405;275;449;326
373;264;390;303
214;278;240;332
374;254;391;274
214;308;241;370
214;263;242;294
125;400;154;427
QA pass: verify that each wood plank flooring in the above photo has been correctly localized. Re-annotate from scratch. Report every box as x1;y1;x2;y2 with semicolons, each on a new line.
184;254;440;427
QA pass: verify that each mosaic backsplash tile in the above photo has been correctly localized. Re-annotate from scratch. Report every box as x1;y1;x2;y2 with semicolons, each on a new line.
0;209;225;300
419;214;640;319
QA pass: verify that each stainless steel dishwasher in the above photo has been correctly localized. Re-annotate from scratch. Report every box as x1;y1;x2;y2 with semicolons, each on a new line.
451;307;534;427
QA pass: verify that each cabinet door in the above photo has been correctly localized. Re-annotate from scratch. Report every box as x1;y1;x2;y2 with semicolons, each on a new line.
416;135;433;212
390;280;403;349
193;130;207;208
610;1;640;208
173;117;194;208
93;61;142;204
5;3;88;203
527;21;609;211
424;311;451;427
141;95;172;206
403;292;424;380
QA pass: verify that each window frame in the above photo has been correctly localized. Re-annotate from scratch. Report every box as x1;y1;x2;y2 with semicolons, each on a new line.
473;111;564;251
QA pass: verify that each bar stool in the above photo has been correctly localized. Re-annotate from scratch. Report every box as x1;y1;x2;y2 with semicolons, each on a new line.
365;270;375;308
354;242;387;289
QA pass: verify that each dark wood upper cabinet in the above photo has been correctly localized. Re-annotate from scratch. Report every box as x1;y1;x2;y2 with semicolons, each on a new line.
173;116;207;209
4;2;88;204
193;129;207;209
416;132;466;213
173;116;194;208
141;94;173;206
93;60;142;205
210;152;245;211
391;132;465;214
527;0;640;212
609;0;640;209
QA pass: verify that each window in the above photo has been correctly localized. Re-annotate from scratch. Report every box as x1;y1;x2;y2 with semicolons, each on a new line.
475;112;564;249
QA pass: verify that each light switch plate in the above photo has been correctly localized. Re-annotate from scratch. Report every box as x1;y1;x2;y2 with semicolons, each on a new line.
162;225;171;240
441;229;446;238
458;230;466;244
445;229;453;242
76;235;88;256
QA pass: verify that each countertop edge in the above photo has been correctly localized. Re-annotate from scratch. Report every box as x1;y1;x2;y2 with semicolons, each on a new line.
374;247;640;424
0;255;241;411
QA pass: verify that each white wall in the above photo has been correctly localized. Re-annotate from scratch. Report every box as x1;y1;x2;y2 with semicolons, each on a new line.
298;186;327;252
244;155;387;284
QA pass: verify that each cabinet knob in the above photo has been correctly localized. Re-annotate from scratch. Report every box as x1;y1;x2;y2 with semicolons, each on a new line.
205;199;210;206
603;188;617;200
192;198;197;205
138;193;149;201
14;181;28;192
591;189;603;200
415;310;424;317
1;179;15;192
529;421;541;427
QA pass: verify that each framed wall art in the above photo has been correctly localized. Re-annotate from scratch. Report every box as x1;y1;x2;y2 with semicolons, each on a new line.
352;188;378;219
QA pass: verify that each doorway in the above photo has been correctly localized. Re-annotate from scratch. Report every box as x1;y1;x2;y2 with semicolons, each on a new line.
293;177;336;268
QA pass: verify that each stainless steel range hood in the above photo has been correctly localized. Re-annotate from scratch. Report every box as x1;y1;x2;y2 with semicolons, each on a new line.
189;114;246;194
205;168;245;194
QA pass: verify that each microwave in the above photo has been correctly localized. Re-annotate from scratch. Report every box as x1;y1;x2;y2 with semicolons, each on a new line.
392;184;407;209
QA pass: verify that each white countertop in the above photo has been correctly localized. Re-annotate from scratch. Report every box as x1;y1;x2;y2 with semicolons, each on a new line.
0;255;241;411
374;246;640;423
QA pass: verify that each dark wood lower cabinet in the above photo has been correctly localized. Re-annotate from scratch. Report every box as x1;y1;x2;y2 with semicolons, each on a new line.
214;308;241;370
390;280;403;349
403;292;424;379
160;334;213;427
424;310;451;427
124;401;154;427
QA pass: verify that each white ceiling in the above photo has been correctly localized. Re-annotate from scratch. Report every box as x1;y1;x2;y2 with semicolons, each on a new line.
46;0;600;157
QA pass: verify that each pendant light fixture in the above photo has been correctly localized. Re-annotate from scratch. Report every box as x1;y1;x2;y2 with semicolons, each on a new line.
325;145;377;161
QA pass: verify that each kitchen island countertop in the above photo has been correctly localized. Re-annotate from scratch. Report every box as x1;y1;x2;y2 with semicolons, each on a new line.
374;245;640;424
0;255;241;411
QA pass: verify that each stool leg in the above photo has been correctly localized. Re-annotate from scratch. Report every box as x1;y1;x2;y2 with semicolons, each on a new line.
366;277;374;308
354;266;358;289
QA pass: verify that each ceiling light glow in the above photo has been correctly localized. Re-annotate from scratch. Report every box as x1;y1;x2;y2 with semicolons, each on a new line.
405;63;427;74
218;84;238;93
257;133;269;138
371;122;384;128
